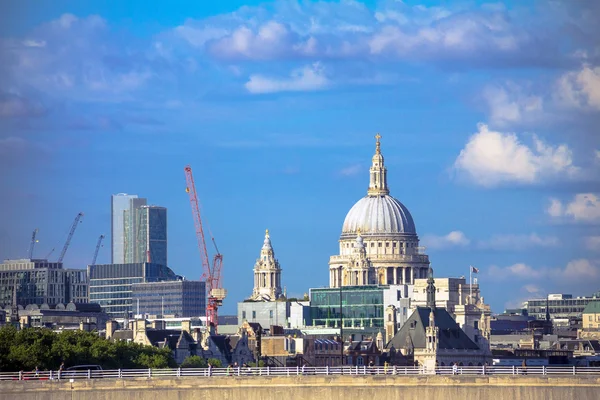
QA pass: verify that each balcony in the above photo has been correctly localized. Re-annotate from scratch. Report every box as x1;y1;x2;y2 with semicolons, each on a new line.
329;254;429;263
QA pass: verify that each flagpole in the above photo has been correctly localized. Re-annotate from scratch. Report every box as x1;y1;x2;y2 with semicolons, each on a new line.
469;266;472;305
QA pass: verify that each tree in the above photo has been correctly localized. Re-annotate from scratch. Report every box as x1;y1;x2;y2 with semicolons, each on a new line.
206;358;222;368
0;326;176;372
180;356;207;368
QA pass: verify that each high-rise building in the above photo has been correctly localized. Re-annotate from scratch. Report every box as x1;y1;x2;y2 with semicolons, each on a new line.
124;205;167;266
111;194;146;264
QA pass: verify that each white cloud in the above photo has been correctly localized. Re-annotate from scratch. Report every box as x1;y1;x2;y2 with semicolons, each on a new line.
482;83;543;126
556;64;600;111
422;231;470;249
489;258;600;283
339;164;362;177
547;194;600;223
477;233;559;250
453;124;579;187
245;63;329;94
585;236;600;251
523;284;542;294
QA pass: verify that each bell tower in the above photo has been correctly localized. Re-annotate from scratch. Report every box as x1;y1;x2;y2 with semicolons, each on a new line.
251;229;283;301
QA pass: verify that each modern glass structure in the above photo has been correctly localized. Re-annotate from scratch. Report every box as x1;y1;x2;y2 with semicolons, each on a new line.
111;194;145;264
124;205;167;266
132;280;205;317
525;293;600;320
0;259;88;307
87;262;177;317
310;285;385;331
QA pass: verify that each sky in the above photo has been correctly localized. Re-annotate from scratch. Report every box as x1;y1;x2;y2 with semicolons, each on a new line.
1;0;599;315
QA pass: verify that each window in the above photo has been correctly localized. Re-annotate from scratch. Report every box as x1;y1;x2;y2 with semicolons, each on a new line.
386;243;389;247
252;311;256;319
474;321;479;330
393;242;397;247
270;310;273;318
242;311;246;319
378;243;382;247
357;356;364;366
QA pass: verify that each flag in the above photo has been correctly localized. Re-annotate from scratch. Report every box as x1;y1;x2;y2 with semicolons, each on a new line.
470;266;479;274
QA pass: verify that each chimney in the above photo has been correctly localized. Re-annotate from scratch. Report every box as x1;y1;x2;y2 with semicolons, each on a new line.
151;320;165;330
181;319;191;333
106;320;117;339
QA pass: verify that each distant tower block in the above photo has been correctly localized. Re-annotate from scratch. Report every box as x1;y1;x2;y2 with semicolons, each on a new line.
250;229;283;301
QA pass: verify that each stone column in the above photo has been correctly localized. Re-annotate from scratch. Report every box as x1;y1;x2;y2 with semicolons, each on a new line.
393;267;397;285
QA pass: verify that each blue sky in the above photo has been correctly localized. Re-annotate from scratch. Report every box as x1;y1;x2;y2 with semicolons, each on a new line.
1;0;599;314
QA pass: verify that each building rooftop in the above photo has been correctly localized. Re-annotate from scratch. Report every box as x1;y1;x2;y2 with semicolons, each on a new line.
583;301;600;314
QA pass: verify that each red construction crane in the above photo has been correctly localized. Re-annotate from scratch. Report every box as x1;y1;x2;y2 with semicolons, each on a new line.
184;165;226;332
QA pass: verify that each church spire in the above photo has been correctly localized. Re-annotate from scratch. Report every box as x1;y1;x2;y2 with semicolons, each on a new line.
426;267;436;308
367;133;389;196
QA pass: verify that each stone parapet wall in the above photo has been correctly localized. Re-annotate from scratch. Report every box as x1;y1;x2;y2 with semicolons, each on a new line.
2;375;600;400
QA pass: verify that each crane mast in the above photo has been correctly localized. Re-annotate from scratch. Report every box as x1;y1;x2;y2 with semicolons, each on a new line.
58;212;84;263
184;165;226;332
28;228;39;259
91;234;105;265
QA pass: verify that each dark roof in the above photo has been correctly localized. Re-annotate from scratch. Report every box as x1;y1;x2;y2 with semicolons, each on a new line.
386;307;479;351
145;330;183;348
211;335;232;363
346;341;376;353
112;330;133;341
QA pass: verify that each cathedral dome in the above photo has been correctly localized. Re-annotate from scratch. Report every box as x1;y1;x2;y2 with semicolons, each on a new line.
342;195;416;235
340;133;417;237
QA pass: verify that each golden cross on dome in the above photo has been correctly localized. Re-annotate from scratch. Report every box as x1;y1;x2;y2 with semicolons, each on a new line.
265;229;269;236
375;133;381;153
375;133;381;142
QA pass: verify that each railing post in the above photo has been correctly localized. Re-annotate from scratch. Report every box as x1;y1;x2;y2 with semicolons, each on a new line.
482;365;485;375
393;365;397;375
573;366;576;376
326;366;330;375
512;365;515;375
177;367;181;378
542;366;546;376
49;370;53;380
237;367;240;376
148;368;151;378
267;366;270;376
296;366;299;376
118;369;122;379
19;371;22;381
88;369;91;379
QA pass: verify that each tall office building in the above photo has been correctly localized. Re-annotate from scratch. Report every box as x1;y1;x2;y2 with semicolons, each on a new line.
124;206;167;266
0;259;88;307
111;194;146;264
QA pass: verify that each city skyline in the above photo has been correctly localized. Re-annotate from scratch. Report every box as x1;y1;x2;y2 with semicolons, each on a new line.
1;0;599;314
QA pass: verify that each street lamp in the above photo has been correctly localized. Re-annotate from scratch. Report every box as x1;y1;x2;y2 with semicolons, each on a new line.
340;284;343;366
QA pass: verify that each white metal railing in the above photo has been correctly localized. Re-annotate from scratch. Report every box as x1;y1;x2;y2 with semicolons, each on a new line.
2;365;600;381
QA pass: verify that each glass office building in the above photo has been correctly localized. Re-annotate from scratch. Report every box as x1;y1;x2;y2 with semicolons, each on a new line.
132;280;205;317
310;285;386;332
88;262;177;317
124;205;167;266
525;293;600;320
111;194;146;264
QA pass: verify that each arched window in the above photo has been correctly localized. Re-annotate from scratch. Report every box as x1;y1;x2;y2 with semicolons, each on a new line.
357;356;364;366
